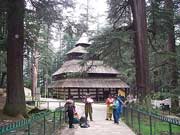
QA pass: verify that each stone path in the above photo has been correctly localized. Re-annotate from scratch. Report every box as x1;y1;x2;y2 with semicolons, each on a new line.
56;102;135;135
30;98;135;135
58;120;135;135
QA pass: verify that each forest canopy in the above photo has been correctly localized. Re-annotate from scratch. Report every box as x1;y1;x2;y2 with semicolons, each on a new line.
0;0;180;116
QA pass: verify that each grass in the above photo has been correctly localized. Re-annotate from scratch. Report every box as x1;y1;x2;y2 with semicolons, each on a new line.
0;107;65;135
123;113;180;135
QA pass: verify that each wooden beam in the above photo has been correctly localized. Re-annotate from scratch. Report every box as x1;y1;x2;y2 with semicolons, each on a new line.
96;88;98;101
103;88;105;100
78;89;80;99
87;88;89;93
68;88;70;97
63;88;65;100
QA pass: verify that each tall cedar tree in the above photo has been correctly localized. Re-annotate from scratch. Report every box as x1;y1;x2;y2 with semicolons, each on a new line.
165;0;178;87
0;1;7;88
165;0;179;110
129;0;149;100
3;0;26;116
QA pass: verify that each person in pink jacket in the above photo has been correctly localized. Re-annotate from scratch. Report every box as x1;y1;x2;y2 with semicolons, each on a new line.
105;94;114;120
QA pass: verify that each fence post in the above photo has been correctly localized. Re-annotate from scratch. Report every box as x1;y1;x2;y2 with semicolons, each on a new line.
125;108;127;123
63;110;66;122
59;110;62;127
53;111;56;130
36;101;38;108
169;123;172;135
44;116;46;135
149;115;152;135
28;124;30;135
127;107;129;125
47;102;49;110
131;108;133;128
123;107;125;119
37;101;40;107
138;111;141;134
154;119;156;135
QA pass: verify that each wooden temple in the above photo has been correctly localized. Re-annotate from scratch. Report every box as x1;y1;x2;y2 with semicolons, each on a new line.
48;34;129;101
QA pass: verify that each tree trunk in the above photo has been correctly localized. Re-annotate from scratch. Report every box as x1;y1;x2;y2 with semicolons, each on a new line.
0;0;7;10
165;0;178;88
32;48;39;100
129;0;149;100
165;0;179;112
3;0;26;116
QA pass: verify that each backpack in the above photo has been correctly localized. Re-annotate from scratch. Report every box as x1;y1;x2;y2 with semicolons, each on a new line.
117;96;124;105
79;116;90;128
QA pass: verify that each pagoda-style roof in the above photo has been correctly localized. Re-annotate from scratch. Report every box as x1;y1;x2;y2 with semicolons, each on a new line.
48;78;129;89
52;59;119;76
75;33;90;46
49;33;129;99
66;45;88;55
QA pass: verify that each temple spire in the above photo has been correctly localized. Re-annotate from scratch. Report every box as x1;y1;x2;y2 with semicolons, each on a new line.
75;33;90;47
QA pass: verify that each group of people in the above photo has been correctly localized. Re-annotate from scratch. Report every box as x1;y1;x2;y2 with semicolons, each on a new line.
105;94;125;124
64;93;125;128
64;93;93;128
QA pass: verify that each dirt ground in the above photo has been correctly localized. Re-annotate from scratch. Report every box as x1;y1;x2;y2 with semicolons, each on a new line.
0;96;24;126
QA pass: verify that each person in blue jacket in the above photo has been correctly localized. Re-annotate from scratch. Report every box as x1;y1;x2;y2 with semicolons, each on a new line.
117;95;124;121
113;95;120;124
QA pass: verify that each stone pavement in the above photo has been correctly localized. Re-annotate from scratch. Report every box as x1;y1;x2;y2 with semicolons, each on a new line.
58;120;135;135
56;102;135;135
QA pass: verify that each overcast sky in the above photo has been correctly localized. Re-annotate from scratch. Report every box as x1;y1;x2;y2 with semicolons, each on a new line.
51;0;108;50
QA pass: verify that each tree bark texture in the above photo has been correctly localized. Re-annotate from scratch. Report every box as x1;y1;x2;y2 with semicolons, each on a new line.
165;0;179;112
32;48;39;100
0;0;7;11
129;0;150;100
165;0;178;87
3;0;26;116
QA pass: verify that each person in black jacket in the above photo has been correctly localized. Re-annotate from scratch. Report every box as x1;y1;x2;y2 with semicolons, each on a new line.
64;95;75;128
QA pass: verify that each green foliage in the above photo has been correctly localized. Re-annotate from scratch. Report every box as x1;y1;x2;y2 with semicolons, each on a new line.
53;33;78;73
151;91;171;100
107;0;130;28
130;118;180;135
86;27;135;84
23;0;74;90
0;11;7;87
171;95;180;113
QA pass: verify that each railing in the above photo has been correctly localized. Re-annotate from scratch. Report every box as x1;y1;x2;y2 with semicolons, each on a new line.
33;100;63;110
0;107;65;135
123;106;180;135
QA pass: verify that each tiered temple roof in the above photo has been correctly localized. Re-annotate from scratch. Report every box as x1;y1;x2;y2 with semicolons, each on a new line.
48;78;129;89
52;60;119;76
48;33;129;100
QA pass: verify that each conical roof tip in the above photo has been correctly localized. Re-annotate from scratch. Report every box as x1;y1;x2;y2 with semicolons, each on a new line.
66;45;88;55
76;33;90;46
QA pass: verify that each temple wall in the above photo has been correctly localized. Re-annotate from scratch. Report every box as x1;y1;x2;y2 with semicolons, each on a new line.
49;88;120;101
